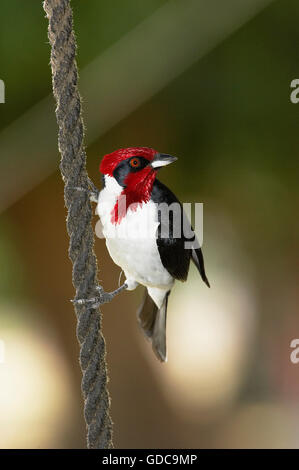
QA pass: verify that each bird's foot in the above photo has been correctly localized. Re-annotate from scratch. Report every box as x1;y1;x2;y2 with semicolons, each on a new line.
71;282;128;308
70;177;99;203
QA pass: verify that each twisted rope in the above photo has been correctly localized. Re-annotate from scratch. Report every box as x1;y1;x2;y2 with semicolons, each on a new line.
43;0;113;449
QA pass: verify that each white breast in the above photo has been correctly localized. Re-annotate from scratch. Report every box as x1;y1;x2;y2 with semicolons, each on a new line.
97;175;173;289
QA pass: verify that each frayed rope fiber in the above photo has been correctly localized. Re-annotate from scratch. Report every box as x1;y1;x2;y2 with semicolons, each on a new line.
43;0;113;449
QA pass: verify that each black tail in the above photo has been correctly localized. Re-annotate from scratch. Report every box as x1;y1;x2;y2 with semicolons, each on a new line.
191;247;210;288
137;289;170;362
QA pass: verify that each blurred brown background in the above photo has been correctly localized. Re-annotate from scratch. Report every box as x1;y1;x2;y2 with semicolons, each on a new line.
0;0;299;448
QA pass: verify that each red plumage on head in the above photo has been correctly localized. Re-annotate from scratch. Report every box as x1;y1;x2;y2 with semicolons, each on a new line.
99;147;158;224
99;147;157;176
111;168;157;224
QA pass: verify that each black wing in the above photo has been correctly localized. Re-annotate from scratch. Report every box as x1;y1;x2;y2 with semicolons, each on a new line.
151;179;210;286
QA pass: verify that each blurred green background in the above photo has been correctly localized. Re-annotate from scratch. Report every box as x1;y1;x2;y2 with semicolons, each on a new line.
0;0;299;448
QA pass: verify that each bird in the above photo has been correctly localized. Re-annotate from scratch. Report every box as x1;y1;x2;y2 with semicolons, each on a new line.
85;147;209;362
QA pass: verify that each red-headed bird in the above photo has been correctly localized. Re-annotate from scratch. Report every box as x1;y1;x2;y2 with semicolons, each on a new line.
79;147;209;362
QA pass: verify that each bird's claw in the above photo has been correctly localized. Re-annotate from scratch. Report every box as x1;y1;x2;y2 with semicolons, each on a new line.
71;297;101;309
71;283;128;308
69;178;99;203
95;285;114;304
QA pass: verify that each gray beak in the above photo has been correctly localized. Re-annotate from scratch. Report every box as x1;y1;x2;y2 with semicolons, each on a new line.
150;153;178;169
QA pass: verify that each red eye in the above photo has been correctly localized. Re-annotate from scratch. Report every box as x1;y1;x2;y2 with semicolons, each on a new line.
130;157;141;168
